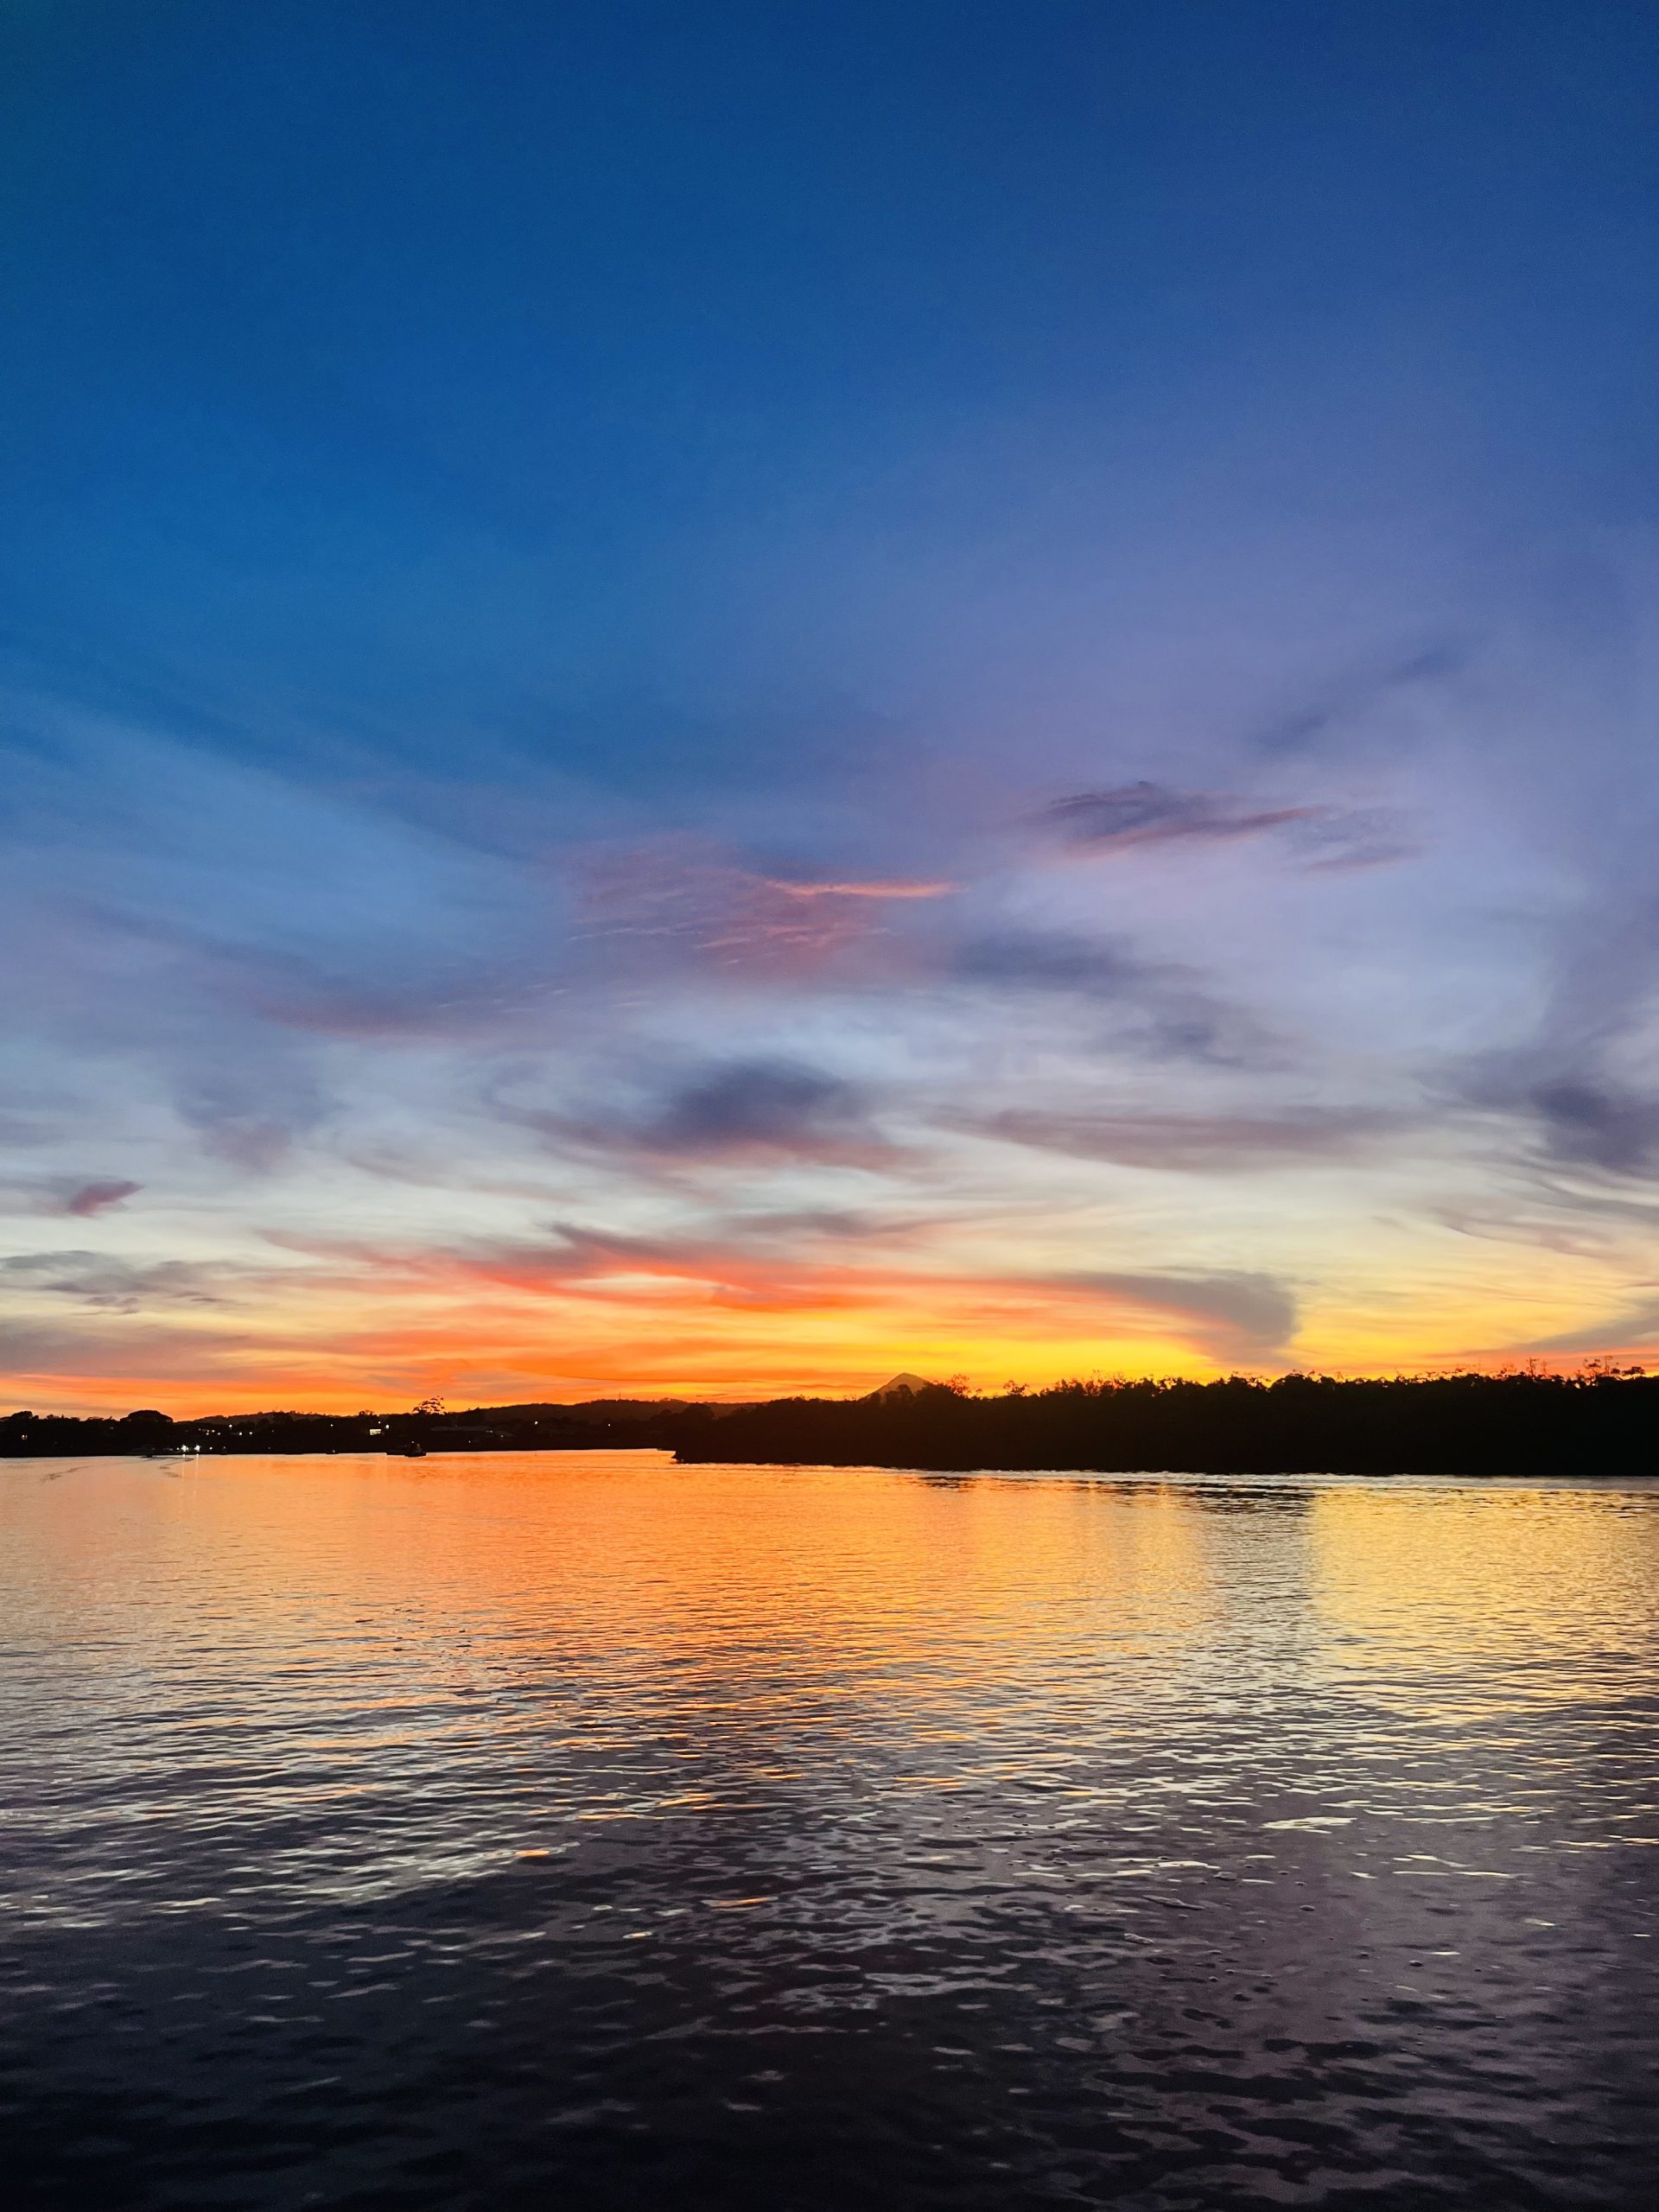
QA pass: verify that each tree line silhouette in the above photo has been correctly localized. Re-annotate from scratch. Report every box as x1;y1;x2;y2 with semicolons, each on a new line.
671;1369;1659;1477
3;1367;1656;1475
0;1401;683;1459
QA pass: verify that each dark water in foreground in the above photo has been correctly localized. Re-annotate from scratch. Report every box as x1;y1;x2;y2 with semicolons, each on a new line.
3;1454;1656;2210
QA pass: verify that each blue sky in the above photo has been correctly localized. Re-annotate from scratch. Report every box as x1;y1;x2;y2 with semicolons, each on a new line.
5;2;1659;1408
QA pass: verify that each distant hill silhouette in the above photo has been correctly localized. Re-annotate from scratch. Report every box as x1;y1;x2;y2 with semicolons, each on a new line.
476;1397;751;1423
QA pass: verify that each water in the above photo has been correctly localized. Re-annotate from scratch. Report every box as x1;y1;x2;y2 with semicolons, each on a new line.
3;1452;1656;2210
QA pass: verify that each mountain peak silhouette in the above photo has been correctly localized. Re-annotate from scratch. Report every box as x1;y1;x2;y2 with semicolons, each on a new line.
867;1372;934;1400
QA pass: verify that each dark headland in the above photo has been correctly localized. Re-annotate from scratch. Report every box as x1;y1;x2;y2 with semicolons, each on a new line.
4;1370;1657;1478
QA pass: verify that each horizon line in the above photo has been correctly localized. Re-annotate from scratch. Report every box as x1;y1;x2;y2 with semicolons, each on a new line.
5;1355;1649;1427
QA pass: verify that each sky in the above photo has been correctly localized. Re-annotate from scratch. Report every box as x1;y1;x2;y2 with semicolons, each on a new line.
4;0;1659;1413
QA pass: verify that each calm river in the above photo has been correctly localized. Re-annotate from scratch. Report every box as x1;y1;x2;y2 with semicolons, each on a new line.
3;1452;1656;2209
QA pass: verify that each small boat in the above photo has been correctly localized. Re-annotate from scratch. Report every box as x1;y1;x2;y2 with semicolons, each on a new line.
400;1442;428;1458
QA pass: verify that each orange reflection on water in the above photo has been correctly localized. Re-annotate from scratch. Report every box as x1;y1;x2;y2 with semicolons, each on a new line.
1307;1479;1659;1714
18;1455;1659;1786
10;1452;1659;2206
15;1452;1229;1788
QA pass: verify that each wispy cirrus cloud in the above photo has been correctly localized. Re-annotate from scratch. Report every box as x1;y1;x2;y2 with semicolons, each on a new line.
1450;895;1659;1178
1036;780;1411;871
1522;1294;1659;1357
963;1104;1405;1173
1040;781;1317;852
174;1059;329;1173
0;1251;232;1313
1249;639;1467;759
263;1217;1299;1364
504;1057;896;1167
0;1177;142;1219
0;1317;260;1387
1058;1268;1298;1358
263;1221;865;1315
950;929;1281;1066
1521;1080;1659;1177
575;842;953;981
59;1179;143;1217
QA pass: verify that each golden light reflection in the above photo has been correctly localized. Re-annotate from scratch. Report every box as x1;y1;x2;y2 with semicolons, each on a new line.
1308;1481;1659;1712
25;1454;1231;1789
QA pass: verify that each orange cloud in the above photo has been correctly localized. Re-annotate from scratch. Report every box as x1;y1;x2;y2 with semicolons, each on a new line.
575;843;953;981
1;1224;1304;1416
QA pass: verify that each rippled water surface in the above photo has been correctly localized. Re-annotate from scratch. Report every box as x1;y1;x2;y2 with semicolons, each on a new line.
3;1452;1657;2209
